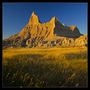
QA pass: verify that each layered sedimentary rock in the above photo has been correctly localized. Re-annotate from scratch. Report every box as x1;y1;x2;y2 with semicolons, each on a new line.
3;12;87;48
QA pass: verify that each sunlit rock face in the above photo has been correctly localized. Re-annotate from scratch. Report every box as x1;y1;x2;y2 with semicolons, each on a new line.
3;12;87;48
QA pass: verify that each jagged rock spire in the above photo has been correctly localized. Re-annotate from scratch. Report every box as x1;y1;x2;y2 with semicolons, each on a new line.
31;11;35;16
28;11;39;25
3;11;87;48
50;16;62;25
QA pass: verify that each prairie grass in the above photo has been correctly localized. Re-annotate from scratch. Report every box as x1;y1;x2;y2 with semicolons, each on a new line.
2;47;88;88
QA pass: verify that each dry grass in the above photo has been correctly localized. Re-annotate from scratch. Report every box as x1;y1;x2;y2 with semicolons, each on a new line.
2;47;88;88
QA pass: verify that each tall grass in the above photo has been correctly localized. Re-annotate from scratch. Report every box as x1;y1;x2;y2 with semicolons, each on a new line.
2;47;88;88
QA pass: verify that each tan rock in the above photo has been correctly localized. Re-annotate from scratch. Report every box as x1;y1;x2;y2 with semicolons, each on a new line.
3;12;87;48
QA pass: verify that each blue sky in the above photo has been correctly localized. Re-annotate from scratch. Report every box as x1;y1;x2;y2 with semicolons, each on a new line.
3;3;88;39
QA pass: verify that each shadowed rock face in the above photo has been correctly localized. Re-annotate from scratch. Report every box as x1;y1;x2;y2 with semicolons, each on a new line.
3;12;87;48
54;18;81;38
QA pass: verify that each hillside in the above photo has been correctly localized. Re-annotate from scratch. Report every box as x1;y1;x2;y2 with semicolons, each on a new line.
3;12;87;48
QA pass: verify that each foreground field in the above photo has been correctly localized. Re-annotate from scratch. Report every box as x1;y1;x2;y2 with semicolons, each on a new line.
2;47;88;88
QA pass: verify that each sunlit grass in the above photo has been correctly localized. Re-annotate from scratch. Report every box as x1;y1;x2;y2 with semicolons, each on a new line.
2;47;88;88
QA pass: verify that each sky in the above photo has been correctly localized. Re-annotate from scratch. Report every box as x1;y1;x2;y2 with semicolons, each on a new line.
3;3;88;39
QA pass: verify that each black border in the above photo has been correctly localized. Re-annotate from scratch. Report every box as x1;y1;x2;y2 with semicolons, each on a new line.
1;1;2;89
1;0;89;89
1;0;89;3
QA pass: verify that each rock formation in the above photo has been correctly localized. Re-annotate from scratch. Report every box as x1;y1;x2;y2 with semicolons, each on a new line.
3;12;87;48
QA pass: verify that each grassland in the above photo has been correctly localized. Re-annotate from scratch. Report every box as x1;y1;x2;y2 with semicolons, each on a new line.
2;47;88;88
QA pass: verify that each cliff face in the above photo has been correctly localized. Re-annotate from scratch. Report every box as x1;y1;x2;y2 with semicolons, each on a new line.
18;13;55;41
3;12;87;48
